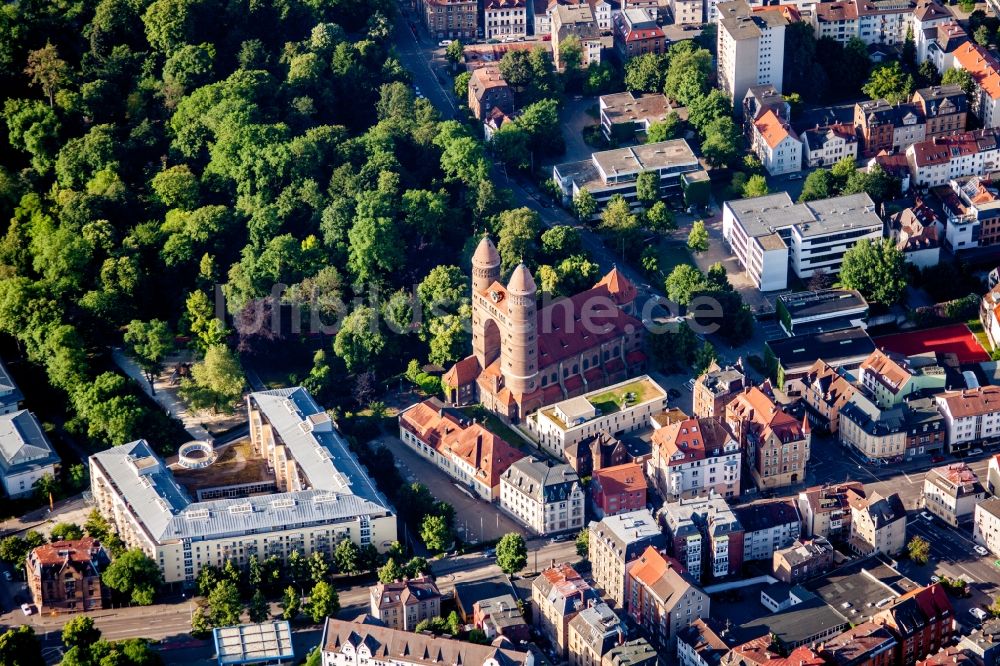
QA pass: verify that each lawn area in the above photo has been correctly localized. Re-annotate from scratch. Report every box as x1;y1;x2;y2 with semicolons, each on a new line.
458;405;527;448
587;378;663;415
968;318;993;354
657;238;697;277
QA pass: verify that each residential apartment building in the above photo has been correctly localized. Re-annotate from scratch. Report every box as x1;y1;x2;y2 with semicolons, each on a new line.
798;482;865;541
693;363;746;420
912;1;955;62
484;0;527;40
527;375;667;457
604;640;658;666
552;3;604;69
568;602;627;666
923;462;985;526
0;409;61;498
982;283;1000;351
625;546;710;651
873;584;953;666
820;622;898;666
320;616;531;666
717;0;787;105
849;491;907;556
950;42;1000;129
903;397;947;458
474;593;530;643
812;1;860;43
803;124;859;168
743;85;790;140
613;9;666;61
905;129;1000;188
553;140;706;215
589;509;667;607
973;497;1000;556
938;176;1000;252
913;84;968;140
752;109;803;176
889;201;945;268
27;538;108;613
500;457;585;535
467;66;514;123
421;0;477;40
565;433;631;479
801;361;858;434
533;563;600;657
840;392;907;461
678;618;734;666
854;99;926;158
859;349;946;409
90;388;397;585
721;193;884;292
726;386;811;489
935;386;1000;452
661;494;744;582
671;0;703;24
648;417;741;501
990;453;1000;495
772;538;835;584
599;92;670;143
592;463;648;518
368;576;442;631
733;499;802;562
0;358;23;415
399;397;525;501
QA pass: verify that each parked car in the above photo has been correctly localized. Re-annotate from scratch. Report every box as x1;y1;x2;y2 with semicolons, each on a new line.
971;448;985;456
930;575;941;583
438;39;453;47
2;571;11;581
920;511;933;521
552;533;572;543
931;455;945;463
20;603;32;616
971;608;989;622
483;548;495;558
975;545;990;557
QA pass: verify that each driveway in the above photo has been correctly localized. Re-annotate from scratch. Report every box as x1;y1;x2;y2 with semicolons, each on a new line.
375;435;524;544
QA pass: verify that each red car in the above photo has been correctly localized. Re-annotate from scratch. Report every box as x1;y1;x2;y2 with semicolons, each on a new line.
931;455;945;463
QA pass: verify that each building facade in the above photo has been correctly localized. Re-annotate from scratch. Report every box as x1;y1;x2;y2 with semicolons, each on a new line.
421;0;478;39
26;538;108;614
533;563;600;657
0;409;61;498
592;463;648;518
648;417;742;501
849;491;907;556
568;602;627;666
90;388;397;585
923;462;986;526
726;387;811;489
626;546;710;651
589;510;667;608
484;0;527;40
973;497;1000;556
368;576;442;631
693;363;746;420
717;0;786;105
661;494;744;582
935;386;1000;452
500;457;585;534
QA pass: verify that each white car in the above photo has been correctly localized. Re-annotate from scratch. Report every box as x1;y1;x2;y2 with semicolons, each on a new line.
20;603;32;616
2;571;11;581
920;511;933;521
975;545;990;557
971;608;989;622
438;39;453;47
971;448;985;456
930;575;940;583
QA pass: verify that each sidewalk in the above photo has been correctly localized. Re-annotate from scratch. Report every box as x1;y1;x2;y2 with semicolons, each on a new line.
111;349;213;443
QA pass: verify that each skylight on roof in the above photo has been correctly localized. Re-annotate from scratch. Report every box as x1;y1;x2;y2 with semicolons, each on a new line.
185;508;210;520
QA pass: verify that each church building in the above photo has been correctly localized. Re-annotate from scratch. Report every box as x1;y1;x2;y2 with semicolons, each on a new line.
443;236;646;423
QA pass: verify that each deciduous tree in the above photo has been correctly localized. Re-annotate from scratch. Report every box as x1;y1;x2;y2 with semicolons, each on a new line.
495;532;527;575
687;220;710;253
838;238;907;305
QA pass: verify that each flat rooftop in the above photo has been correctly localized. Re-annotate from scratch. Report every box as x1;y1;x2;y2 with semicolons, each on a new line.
214;621;294;665
594;140;699;178
727;193;881;240
540;376;666;430
778;289;868;320
600;92;670;125
170;439;272;495
767;327;876;372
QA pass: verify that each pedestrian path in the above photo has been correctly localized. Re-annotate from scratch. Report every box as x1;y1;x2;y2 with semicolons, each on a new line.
111;349;213;443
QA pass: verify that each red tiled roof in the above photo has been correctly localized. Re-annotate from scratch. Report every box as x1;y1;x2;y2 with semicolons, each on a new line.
443;355;481;388
953;42;1000;99
592;462;647;495
754;109;796;150
728;387;805;443
652;417;735;467
31;538;104;566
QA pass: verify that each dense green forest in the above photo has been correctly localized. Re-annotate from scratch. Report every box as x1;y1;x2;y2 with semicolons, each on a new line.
0;0;508;452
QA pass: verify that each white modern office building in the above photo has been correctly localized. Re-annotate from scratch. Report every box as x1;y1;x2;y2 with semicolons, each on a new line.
722;192;884;291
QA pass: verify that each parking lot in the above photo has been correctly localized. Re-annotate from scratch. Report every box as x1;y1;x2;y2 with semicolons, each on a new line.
375;435;524;545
